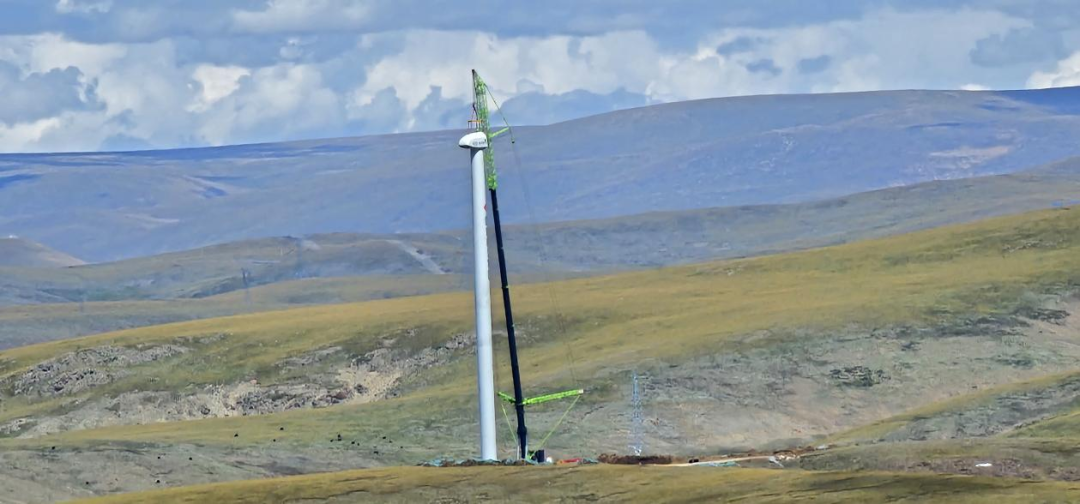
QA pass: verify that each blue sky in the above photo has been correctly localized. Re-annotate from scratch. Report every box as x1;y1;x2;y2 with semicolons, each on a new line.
0;0;1079;153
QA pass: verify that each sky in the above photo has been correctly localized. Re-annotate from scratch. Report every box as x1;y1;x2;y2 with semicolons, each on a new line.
1;0;1080;153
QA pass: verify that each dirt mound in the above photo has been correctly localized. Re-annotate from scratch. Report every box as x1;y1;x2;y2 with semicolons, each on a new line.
920;458;1039;479
598;453;673;465
2;332;477;438
9;345;188;397
10;381;362;438
421;458;534;467
333;332;474;404
829;366;889;387
278;347;341;369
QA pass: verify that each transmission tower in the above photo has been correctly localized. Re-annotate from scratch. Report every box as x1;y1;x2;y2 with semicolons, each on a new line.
294;237;306;278
240;268;252;305
629;371;645;456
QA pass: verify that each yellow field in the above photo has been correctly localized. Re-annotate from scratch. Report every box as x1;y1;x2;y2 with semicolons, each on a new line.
5;207;1080;504
4;207;1080;449
74;465;1080;504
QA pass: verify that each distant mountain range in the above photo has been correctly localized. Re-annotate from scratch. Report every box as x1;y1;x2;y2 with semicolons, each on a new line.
4;86;1080;261
3;153;1080;308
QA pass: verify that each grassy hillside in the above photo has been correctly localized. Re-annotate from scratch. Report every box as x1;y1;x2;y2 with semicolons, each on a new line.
0;237;83;269
4;206;1080;500
5;206;1080;431
0;234;465;303
5;153;1080;349
796;361;1080;480
74;466;1080;504
826;371;1080;447
0;275;472;350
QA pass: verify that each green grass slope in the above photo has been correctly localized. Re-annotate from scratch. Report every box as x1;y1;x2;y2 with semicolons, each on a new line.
2;206;1079;430
0;234;464;303
798;366;1080;479
827;371;1080;446
0;275;472;350
74;466;1080;504
6;154;1080;349
5;206;1080;500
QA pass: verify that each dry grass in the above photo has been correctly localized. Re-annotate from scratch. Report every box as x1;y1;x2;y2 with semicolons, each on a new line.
827;370;1080;445
4;207;1080;450
70;465;1080;503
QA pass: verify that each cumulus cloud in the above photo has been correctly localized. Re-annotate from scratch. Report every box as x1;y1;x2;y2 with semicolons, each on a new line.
353;30;665;112
4;33;127;77
0;5;1067;153
1028;51;1080;89
688;8;1026;96
970;27;1065;67
0;118;64;153
188;65;251;112
197;63;345;144
345;87;407;133
55;0;113;15
231;0;370;34
716;36;763;56
797;55;831;74
746;59;782;77
0;62;101;123
0;34;346;151
349;7;1027;117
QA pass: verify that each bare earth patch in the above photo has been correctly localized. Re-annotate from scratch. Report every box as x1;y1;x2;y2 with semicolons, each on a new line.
1;333;476;438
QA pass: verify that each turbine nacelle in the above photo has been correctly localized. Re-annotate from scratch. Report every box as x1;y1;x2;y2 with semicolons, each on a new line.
459;132;488;150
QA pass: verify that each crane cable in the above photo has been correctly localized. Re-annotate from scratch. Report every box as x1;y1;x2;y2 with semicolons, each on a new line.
484;81;581;384
484;83;584;458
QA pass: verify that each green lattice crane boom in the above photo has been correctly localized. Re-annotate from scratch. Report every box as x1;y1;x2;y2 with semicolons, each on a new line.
468;69;583;462
471;69;511;190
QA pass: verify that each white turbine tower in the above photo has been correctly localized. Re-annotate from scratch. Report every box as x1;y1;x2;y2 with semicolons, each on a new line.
459;130;497;460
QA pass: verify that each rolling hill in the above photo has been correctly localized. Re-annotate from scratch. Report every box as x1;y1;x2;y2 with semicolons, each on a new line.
5;87;1080;262
3;206;1080;501
3;153;1080;350
0;237;83;268
6;151;1080;301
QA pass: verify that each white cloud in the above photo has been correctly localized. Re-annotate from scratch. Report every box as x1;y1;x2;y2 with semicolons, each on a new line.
1027;51;1080;89
0;7;1047;153
188;65;252;112
670;8;1025;98
961;83;991;91
352;30;668;114
196;63;344;145
0;117;62;152
0;33;126;78
354;8;1025;112
55;0;113;15
231;0;370;34
279;37;306;60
